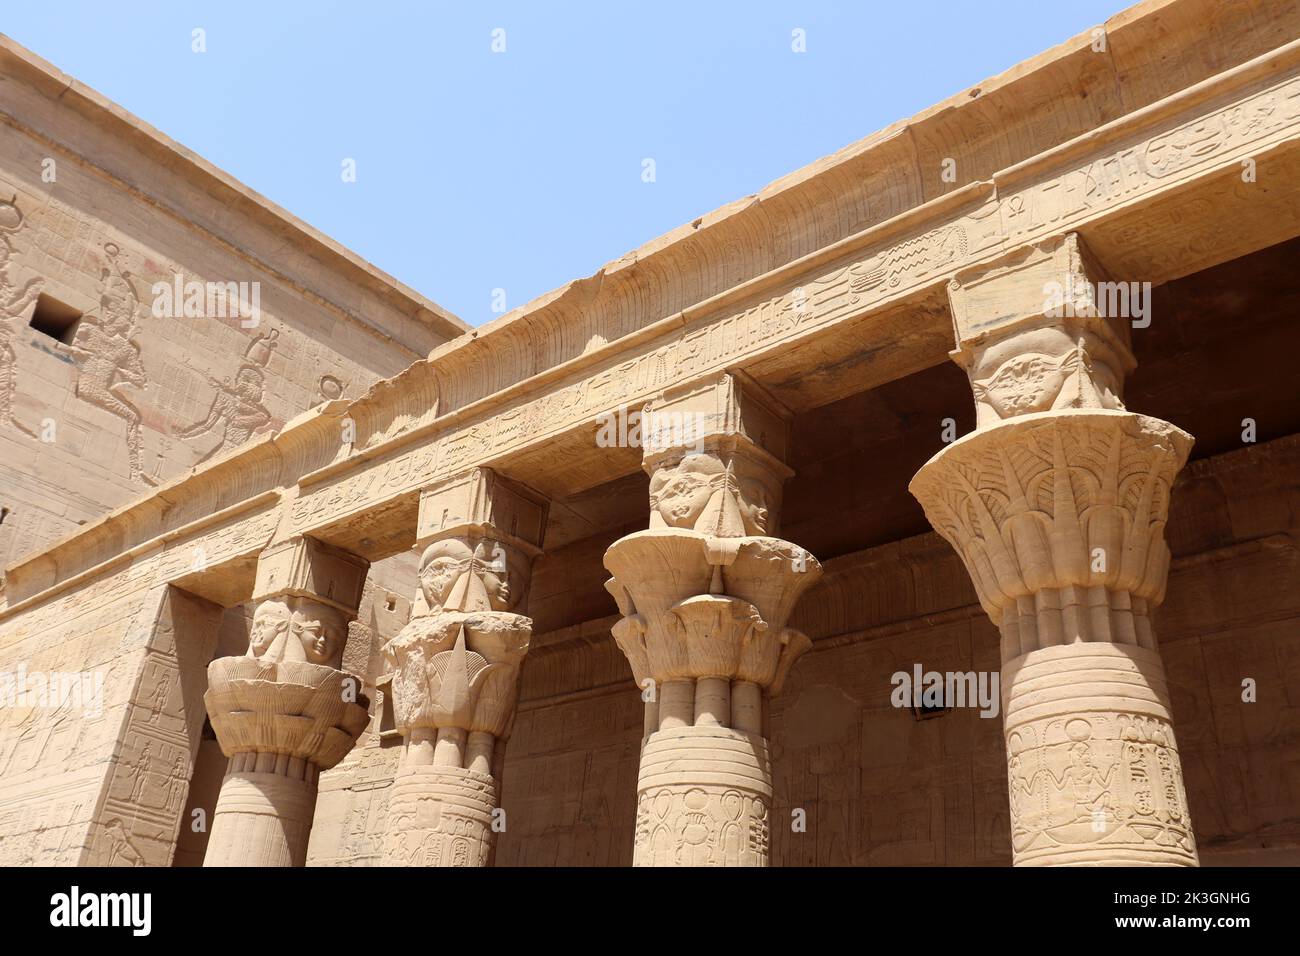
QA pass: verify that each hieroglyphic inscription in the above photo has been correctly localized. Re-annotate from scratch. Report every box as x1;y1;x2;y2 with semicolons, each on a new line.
290;72;1300;537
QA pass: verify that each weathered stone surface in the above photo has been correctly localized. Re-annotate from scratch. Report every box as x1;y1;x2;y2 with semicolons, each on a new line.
1;0;1299;869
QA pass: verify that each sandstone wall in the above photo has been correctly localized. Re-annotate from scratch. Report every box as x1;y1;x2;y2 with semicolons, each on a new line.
0;43;463;569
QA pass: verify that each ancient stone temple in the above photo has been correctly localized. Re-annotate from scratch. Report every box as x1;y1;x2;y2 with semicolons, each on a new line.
1;0;1299;868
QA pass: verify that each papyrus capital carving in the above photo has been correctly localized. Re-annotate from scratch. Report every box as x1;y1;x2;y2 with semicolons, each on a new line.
912;244;1198;867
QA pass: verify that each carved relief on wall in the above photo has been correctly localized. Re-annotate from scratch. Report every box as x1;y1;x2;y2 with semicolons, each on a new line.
0;195;44;436
179;328;277;466
68;243;155;484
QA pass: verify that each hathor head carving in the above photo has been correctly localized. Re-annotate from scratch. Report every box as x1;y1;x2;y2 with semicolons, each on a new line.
293;606;347;666
648;453;769;536
417;538;518;614
246;597;347;667
246;599;292;659
968;326;1126;426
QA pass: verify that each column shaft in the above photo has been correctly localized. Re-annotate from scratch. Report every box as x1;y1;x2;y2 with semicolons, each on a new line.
204;756;320;867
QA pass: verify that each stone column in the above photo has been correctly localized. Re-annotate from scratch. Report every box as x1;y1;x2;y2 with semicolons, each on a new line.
909;234;1198;866
203;536;371;867
380;468;547;867
604;375;821;867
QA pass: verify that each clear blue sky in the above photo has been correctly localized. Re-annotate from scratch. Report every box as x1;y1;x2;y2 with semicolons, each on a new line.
4;1;1128;326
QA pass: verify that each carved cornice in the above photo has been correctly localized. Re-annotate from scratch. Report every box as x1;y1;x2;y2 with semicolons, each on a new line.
7;26;1300;613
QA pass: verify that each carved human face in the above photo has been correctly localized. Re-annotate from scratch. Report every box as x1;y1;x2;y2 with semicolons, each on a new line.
472;540;514;611
247;600;291;658
649;454;724;528
736;482;769;535
294;612;343;666
969;326;1123;422
648;453;772;535
1069;742;1094;768
418;540;475;611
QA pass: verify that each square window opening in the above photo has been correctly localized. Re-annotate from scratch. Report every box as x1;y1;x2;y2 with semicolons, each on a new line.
28;294;82;344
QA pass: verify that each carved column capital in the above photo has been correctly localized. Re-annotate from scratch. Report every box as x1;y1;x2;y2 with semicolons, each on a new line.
948;233;1136;430
203;536;371;867
909;409;1192;654
604;375;820;866
605;375;817;694
380;467;546;867
911;241;1198;866
640;372;793;536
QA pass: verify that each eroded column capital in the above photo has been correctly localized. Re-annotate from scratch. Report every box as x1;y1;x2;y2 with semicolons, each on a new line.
385;467;545;740
948;233;1136;430
380;468;547;867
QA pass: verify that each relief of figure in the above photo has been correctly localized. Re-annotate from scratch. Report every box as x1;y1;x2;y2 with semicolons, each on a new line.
1055;739;1115;819
97;818;146;867
179;365;272;466
130;741;153;805
1007;751;1039;829
0;195;44;437
70;243;154;484
179;329;278;464
144;668;172;726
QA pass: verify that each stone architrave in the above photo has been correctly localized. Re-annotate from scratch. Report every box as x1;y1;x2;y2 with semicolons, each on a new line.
379;468;547;867
202;536;370;867
604;374;822;866
910;234;1198;866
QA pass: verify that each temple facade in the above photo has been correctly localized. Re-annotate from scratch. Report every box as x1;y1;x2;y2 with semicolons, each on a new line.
1;0;1299;867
